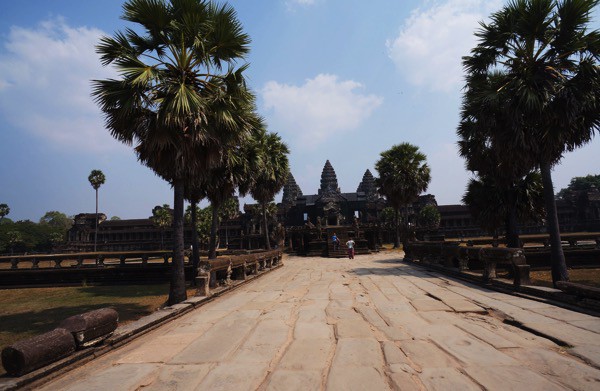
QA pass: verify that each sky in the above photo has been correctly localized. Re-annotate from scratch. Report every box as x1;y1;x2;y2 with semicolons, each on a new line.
0;0;598;222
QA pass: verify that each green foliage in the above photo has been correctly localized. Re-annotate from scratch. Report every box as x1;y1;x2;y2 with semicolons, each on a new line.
219;196;240;221
39;211;73;231
151;204;173;229
0;204;9;221
375;143;431;210
417;205;441;230
557;174;600;199
0;220;56;254
88;170;105;190
379;207;396;228
186;204;213;245
110;216;121;220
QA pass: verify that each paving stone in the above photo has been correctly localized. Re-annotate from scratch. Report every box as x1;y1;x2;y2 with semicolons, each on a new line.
417;367;481;391
442;299;486;313
399;340;459;369
326;366;389;391
169;318;255;363
355;305;389;328
195;362;269;391
335;319;375;338
141;364;212;390
117;333;199;363
277;338;334;370
294;321;334;339
435;334;519;366
463;365;565;391
569;344;600;368
381;341;410;365
571;319;600;334
331;338;384;367
503;347;600;391
531;306;600;322
455;321;520;349
410;298;452;312
231;319;289;363
387;370;422;391
40;363;160;391
265;369;323;390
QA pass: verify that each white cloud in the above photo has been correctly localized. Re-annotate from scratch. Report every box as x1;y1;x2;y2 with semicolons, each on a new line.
387;0;502;93
0;18;125;152
261;74;383;148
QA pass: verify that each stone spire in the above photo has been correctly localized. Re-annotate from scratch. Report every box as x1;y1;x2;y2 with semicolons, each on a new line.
357;169;377;199
282;173;303;206
318;160;340;196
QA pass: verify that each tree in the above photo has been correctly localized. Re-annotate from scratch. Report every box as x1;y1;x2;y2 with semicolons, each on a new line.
249;130;290;250
220;196;240;248
88;169;105;252
110;216;121;221
92;0;252;305
463;173;544;240
0;204;9;222
463;0;600;284
6;231;22;255
457;71;545;247
417;205;441;232
39;211;73;231
557;174;600;199
375;143;431;248
152;205;173;250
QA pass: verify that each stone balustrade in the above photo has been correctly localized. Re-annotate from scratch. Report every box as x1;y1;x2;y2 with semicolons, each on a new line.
458;232;600;248
0;250;173;270
404;241;530;287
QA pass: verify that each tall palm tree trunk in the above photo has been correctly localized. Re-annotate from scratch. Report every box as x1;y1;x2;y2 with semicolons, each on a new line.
505;187;520;248
168;178;187;305
191;198;200;272
209;204;219;259
94;188;99;252
263;203;271;250
540;162;569;285
394;207;400;249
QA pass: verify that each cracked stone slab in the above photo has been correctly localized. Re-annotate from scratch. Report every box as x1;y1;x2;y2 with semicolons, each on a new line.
195;362;269;391
265;369;323;390
463;364;566;391
417;367;481;391
326;366;389;390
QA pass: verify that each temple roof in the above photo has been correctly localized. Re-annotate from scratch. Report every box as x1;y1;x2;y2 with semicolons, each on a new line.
318;160;340;196
282;173;303;205
357;169;377;199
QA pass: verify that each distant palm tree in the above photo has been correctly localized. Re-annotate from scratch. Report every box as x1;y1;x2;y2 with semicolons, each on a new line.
0;204;9;223
375;143;431;248
152;204;173;250
463;0;600;284
88;169;105;252
92;0;252;305
249;129;289;250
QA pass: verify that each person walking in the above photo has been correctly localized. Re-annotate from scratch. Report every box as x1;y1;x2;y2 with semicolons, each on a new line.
346;238;355;259
332;233;340;250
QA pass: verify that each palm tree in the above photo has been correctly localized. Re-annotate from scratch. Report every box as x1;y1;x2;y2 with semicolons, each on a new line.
0;204;9;223
375;143;431;248
249;130;290;250
462;172;544;242
457;72;545;247
88;169;105;252
151;204;173;250
220;196;240;248
92;0;252;305
463;0;600;284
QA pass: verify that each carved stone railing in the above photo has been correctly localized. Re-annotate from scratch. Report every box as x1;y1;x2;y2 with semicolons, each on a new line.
0;251;173;270
195;250;283;296
458;232;600;248
404;241;530;287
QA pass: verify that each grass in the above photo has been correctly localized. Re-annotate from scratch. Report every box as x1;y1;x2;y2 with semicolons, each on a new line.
528;268;600;289
0;284;196;375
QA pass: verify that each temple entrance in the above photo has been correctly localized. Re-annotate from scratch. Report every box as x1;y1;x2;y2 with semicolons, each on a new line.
327;216;337;226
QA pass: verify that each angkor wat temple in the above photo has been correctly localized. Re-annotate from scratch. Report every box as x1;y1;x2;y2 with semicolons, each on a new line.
65;160;600;253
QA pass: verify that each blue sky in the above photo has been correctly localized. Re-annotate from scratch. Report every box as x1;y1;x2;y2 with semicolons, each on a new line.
1;0;598;221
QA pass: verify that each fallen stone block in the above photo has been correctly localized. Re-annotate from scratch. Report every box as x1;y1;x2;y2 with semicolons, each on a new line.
1;328;76;376
59;308;119;348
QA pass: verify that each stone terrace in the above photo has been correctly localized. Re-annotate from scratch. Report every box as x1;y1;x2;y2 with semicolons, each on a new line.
37;252;600;390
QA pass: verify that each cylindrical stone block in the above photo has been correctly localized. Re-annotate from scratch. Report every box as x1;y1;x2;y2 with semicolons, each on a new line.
1;328;76;376
59;308;118;348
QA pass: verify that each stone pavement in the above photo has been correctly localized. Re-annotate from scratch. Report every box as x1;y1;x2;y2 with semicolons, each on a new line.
38;252;600;390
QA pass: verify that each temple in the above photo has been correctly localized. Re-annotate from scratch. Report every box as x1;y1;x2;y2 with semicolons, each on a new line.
65;160;600;254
